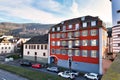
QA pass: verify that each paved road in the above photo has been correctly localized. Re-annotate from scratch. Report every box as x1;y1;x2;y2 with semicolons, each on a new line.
0;69;28;80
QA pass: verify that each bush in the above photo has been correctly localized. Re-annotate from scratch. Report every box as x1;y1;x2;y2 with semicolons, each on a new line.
7;54;21;60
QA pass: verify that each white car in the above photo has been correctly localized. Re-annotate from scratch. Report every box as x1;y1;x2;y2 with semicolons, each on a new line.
58;72;75;79
47;67;59;72
84;73;99;80
64;70;79;76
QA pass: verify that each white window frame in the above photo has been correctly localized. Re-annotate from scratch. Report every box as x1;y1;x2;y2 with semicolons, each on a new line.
52;41;55;46
75;24;79;30
52;28;55;32
57;41;60;46
75;40;80;46
91;29;97;36
91;21;96;26
91;40;97;46
69;25;72;29
91;50;97;58
82;50;87;57
74;31;79;37
75;50;80;56
57;27;60;31
68;50;72;56
82;30;88;36
82;40;88;46
82;22;87;27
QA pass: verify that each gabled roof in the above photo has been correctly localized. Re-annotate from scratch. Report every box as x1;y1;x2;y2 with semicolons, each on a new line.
25;34;48;44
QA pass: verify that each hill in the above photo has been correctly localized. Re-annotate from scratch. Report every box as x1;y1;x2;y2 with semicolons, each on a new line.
0;22;54;37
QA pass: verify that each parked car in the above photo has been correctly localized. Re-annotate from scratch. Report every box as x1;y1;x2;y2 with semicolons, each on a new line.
84;73;99;80
32;64;41;69
20;61;32;67
47;67;59;72
58;71;75;79
64;70;79;76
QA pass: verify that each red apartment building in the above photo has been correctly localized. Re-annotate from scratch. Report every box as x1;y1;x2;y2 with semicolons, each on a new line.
48;16;107;74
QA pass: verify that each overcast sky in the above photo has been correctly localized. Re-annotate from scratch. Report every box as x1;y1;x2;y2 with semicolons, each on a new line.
0;0;112;27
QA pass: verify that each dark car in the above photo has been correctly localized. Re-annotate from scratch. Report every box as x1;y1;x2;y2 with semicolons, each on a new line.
20;61;32;67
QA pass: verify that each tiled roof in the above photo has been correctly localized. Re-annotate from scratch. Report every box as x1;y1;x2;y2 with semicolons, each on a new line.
49;15;101;32
25;34;48;44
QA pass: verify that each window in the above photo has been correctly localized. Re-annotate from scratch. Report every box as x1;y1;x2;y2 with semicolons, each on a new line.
51;49;55;54
91;29;97;36
61;49;66;55
62;41;66;46
75;40;80;46
56;49;60;54
52;34;55;38
91;40;97;46
118;43;120;46
41;45;43;49
9;47;10;49
27;51;30;55
82;50;87;57
35;52;37;55
43;53;46;56
74;31;80;37
37;45;39;49
81;17;85;21
91;21;96;26
69;25;72;29
75;24;79;30
68;32;73;38
25;45;27;49
1;47;3;49
56;33;60;38
45;45;47;49
82;30;88;36
52;28;55;32
51;41;55;46
68;41;72;48
68;50;72;56
117;21;120;24
57;41;60;46
61;33;66;38
34;45;36;49
117;10;120;13
75;50;80;56
82;40;88;46
29;45;30;49
63;26;66;31
82;22;87;27
91;50;97;58
57;27;60;31
5;47;7;49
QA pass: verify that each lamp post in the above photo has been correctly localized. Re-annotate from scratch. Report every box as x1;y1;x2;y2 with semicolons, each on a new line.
68;55;72;72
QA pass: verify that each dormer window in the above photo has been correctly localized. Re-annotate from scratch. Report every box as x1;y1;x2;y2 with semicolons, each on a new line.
69;25;72;29
81;17;85;21
52;28;55;32
82;22;87;27
63;26;66;31
91;21;96;26
75;24;79;30
57;27;60;31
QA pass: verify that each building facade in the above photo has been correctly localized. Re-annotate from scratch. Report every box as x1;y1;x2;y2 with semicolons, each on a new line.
49;16;107;74
23;34;49;63
110;0;120;53
0;38;15;54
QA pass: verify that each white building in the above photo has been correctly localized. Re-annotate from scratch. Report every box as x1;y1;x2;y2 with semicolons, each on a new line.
23;34;49;63
0;38;15;54
110;0;120;53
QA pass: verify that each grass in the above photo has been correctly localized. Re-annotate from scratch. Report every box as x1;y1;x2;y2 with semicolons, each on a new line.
102;53;120;80
0;64;68;80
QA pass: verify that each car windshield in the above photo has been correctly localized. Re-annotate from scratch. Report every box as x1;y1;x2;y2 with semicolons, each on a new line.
87;74;96;77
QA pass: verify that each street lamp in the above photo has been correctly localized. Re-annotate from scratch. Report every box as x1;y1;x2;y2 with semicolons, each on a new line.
68;55;72;72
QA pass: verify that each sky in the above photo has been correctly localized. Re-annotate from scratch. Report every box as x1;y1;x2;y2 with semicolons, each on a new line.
0;0;112;27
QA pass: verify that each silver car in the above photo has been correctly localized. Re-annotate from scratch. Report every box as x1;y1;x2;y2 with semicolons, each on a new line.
47;67;59;72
